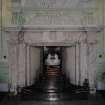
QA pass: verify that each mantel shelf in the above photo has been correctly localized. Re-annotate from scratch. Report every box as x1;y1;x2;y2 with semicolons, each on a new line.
2;25;103;33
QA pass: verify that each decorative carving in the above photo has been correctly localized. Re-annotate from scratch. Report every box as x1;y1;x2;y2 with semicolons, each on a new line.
24;10;96;26
18;31;24;43
25;0;96;9
8;32;19;45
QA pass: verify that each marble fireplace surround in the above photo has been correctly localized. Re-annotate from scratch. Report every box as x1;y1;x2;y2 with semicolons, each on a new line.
6;26;100;45
5;26;101;92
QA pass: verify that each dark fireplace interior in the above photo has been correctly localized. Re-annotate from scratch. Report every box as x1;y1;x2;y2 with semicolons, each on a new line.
20;46;89;101
43;46;62;76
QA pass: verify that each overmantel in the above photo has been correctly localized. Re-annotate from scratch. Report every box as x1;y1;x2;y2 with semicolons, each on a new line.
3;26;103;46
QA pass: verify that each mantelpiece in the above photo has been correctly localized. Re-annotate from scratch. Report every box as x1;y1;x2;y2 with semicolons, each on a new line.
4;26;102;46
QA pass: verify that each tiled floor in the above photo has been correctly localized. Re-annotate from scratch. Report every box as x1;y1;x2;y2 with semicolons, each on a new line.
1;94;105;105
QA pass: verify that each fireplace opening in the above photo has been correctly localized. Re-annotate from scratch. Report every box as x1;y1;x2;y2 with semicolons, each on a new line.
20;46;89;101
43;46;62;77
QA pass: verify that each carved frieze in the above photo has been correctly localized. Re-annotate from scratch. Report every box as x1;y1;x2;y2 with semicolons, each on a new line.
11;0;101;26
24;31;86;46
24;0;96;9
25;10;82;25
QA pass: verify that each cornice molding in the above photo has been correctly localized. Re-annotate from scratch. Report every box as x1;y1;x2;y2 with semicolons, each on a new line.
3;25;103;33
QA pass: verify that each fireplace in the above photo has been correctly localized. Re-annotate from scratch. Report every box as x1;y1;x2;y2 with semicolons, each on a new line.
5;26;99;100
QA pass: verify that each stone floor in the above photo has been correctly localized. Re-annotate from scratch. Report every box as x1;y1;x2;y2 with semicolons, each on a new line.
0;94;105;105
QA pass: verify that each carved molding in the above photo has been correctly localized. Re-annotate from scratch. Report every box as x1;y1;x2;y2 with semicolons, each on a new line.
18;31;24;43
